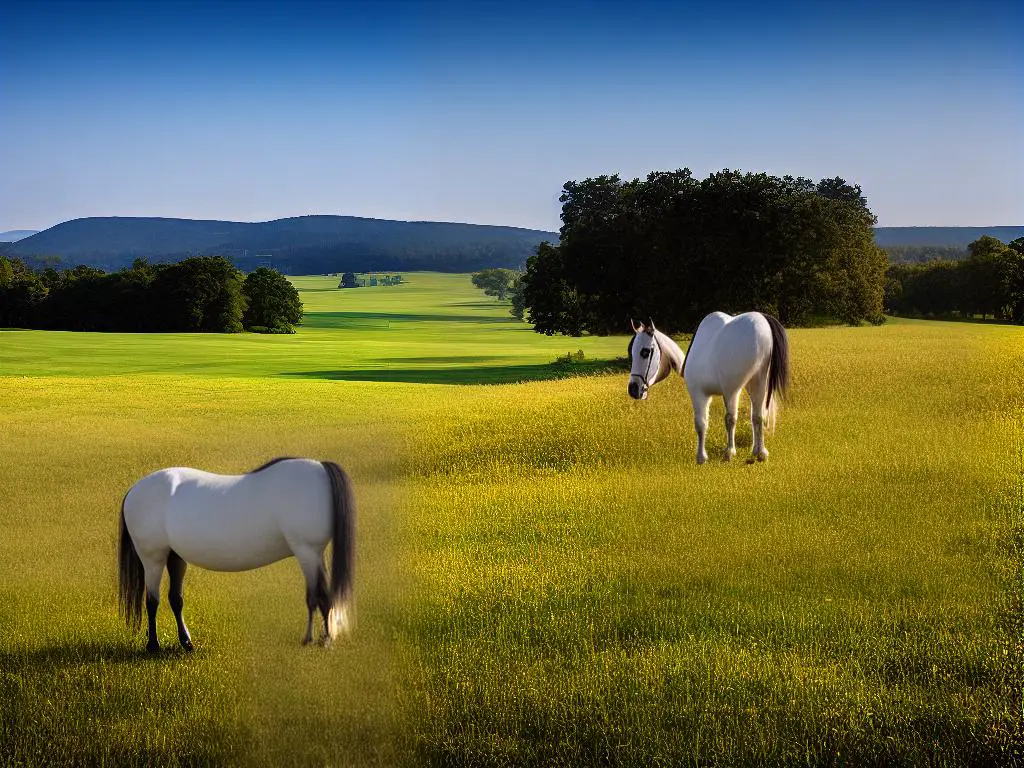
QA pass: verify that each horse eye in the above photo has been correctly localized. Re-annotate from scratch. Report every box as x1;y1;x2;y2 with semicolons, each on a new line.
640;348;651;359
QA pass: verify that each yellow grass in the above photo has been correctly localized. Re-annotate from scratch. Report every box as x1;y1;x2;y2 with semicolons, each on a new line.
1;277;1021;765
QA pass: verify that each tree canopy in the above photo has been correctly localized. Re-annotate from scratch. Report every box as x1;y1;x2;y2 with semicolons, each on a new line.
242;267;303;333
470;268;528;320
519;169;889;335
471;268;520;301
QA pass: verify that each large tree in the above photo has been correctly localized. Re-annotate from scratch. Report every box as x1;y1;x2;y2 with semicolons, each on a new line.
471;268;520;301
151;255;246;332
242;267;303;332
521;169;887;334
0;256;47;328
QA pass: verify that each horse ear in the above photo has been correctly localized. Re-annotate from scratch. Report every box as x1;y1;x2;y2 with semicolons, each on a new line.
647;318;656;333
629;318;640;333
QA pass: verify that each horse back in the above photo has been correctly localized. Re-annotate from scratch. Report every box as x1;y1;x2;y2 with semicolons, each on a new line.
687;312;772;395
125;460;332;571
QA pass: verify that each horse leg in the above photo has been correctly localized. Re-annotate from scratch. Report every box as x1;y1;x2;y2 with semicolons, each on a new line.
691;390;711;465
723;390;741;461
748;378;770;462
295;546;328;646
315;567;332;647
167;551;194;651
141;553;168;653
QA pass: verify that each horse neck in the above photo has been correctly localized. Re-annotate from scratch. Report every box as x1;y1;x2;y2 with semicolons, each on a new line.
653;331;684;380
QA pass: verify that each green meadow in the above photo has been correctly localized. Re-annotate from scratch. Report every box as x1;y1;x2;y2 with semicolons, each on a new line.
1;274;624;382
1;273;1021;766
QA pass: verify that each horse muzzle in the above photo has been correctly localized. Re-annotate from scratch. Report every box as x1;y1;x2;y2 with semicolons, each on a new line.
627;380;648;400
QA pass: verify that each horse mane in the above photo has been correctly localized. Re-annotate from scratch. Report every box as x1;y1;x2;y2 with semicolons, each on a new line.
680;332;697;378
249;456;298;474
653;330;685;378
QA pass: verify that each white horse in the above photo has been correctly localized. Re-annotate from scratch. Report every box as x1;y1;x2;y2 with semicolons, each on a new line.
628;313;790;463
118;457;354;651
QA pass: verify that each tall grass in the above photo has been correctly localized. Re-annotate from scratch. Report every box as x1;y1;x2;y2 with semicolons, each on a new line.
398;320;1023;766
1;274;1020;765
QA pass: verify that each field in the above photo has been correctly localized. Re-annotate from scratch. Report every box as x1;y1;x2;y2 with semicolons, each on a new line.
1;273;1022;766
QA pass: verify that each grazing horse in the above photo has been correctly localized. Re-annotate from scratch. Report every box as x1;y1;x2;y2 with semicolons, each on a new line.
118;457;354;651
628;313;789;463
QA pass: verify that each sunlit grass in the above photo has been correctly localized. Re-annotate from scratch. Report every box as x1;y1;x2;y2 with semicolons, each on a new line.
1;275;1021;765
0;375;416;766
400;319;1024;766
0;273;623;381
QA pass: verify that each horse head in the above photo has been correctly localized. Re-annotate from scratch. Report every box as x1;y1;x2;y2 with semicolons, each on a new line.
627;318;661;400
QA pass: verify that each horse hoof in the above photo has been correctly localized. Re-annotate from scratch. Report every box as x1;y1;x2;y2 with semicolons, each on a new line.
696;454;707;465
146;643;162;654
755;450;769;462
724;450;736;462
180;639;194;652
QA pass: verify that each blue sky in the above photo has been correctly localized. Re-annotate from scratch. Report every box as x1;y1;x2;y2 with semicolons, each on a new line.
1;0;1021;232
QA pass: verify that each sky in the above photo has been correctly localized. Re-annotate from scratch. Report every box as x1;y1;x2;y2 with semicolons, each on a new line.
1;0;1021;233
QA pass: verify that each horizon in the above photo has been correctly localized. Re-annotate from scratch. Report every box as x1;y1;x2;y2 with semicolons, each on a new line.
5;216;1024;242
2;0;1021;233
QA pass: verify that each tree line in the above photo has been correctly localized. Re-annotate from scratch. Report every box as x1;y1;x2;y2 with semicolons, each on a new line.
884;236;1024;322
883;245;969;264
0;256;302;333
518;169;889;336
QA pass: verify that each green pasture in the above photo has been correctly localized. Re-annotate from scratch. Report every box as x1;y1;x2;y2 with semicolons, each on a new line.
1;273;1021;766
1;273;623;382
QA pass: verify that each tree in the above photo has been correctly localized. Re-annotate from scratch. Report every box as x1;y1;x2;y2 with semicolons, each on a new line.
0;256;47;328
508;274;528;321
0;257;13;288
340;272;358;288
519;243;587;336
1007;238;1024;323
471;268;519;301
963;236;1014;319
520;169;887;334
151;256;246;332
242;267;303;332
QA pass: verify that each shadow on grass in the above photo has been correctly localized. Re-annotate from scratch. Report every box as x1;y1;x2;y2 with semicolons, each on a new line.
284;358;630;385
0;640;192;670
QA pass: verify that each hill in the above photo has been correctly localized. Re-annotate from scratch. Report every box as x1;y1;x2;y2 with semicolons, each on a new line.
10;218;1022;272
0;230;39;242
8;216;558;273
874;226;1024;247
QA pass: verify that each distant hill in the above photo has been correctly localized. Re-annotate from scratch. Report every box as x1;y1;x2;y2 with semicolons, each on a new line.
0;230;39;242
8;216;558;273
874;226;1024;248
10;219;1021;273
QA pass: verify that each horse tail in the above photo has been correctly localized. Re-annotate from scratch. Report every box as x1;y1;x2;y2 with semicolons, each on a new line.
118;492;145;631
322;461;355;635
764;313;790;432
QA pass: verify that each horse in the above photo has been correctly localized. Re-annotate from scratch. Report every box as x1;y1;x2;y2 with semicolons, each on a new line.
118;457;354;652
627;313;789;464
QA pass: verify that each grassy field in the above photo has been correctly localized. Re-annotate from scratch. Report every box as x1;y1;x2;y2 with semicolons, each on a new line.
0;273;624;382
1;273;1021;766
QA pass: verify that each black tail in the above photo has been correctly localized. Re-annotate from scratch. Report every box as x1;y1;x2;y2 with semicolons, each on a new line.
321;461;355;624
764;313;790;408
118;493;145;631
